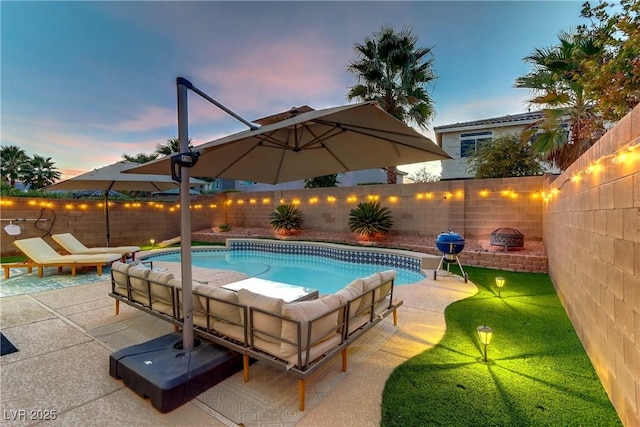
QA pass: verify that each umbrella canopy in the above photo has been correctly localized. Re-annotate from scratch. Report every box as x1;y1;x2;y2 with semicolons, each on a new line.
45;161;206;192
44;161;206;246
128;102;451;183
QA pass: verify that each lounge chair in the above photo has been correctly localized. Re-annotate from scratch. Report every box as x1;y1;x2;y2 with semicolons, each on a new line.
2;237;122;279
52;233;140;261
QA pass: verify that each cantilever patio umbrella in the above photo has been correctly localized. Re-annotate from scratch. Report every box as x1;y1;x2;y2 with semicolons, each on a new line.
44;161;206;246
128;79;452;350
130;101;451;183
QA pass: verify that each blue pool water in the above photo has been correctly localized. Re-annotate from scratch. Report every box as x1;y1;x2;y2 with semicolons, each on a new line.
150;250;425;294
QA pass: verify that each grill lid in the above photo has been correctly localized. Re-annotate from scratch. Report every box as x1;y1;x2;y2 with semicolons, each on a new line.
436;229;465;255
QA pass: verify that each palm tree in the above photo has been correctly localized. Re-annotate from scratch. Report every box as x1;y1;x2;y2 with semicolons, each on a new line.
0;145;29;187
21;154;61;189
347;26;436;183
515;30;604;170
122;152;159;164
155;136;193;156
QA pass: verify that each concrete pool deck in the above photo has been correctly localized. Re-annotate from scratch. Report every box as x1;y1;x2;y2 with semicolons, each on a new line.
0;263;477;426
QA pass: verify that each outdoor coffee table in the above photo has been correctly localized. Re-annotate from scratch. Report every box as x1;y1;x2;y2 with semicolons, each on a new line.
222;277;319;302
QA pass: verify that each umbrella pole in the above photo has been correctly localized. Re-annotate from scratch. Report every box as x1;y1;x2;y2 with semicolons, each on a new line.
104;190;111;247
177;79;194;351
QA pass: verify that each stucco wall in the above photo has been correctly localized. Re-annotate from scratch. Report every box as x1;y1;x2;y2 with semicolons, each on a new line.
544;104;639;427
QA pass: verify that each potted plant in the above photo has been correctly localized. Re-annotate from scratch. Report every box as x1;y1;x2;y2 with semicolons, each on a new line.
348;201;393;242
269;204;303;236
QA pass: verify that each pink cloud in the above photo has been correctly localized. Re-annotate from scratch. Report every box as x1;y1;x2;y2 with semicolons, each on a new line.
2;115;163;179
99;105;176;133
192;38;349;117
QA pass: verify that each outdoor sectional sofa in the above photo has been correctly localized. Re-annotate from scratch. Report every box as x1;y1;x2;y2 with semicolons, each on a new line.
109;261;403;411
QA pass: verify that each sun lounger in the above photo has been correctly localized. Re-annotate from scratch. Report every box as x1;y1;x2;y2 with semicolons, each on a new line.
52;233;140;261
2;237;122;279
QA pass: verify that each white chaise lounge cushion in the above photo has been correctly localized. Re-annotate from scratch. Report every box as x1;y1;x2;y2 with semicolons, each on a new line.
238;288;284;345
280;294;343;357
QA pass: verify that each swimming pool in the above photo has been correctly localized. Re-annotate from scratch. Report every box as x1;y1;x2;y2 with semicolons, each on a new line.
148;243;426;294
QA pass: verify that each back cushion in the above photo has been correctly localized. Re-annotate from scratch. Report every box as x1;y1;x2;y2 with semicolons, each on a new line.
374;270;396;302
128;265;150;295
281;294;342;356
168;279;207;313
197;286;241;325
148;270;175;304
238;289;284;344
361;272;381;292
111;261;130;290
336;278;365;316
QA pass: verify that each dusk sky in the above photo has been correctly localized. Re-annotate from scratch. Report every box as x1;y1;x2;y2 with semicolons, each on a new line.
2;1;588;180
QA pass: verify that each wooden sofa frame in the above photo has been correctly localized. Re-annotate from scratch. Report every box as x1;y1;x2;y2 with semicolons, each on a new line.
109;265;403;411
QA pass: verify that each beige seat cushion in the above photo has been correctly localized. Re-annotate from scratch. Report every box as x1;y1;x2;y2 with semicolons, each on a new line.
280;294;343;357
238;288;284;345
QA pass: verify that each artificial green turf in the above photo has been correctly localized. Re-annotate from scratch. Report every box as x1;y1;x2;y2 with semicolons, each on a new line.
382;266;621;426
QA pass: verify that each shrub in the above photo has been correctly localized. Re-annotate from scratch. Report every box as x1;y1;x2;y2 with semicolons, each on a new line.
218;223;231;232
348;201;393;239
269;204;303;235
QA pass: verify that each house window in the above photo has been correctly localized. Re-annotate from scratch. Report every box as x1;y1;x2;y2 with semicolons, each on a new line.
460;131;492;157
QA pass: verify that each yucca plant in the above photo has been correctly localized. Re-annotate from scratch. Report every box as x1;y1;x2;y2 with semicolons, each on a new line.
348;201;393;240
269;204;303;235
218;223;231;232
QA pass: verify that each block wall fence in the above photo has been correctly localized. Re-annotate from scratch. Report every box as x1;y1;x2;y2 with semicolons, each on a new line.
0;104;637;424
1;176;545;257
543;104;639;427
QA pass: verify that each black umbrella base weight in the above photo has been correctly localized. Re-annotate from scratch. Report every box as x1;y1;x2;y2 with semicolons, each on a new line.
109;332;244;413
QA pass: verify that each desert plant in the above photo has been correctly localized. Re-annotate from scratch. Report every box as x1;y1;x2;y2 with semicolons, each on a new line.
269;204;303;235
348;201;393;239
218;223;231;232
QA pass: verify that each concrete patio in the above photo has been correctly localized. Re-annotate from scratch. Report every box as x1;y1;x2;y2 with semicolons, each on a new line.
0;263;476;427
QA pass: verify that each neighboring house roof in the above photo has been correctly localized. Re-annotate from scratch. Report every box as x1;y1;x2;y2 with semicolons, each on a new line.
434;111;543;133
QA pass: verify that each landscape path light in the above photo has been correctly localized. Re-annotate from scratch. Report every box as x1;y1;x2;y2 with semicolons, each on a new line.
495;276;506;297
150;238;155;249
476;324;493;362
